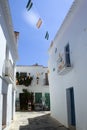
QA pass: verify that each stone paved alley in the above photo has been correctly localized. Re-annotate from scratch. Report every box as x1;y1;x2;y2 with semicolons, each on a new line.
9;112;68;130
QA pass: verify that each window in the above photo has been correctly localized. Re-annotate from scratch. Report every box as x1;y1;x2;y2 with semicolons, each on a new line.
65;44;71;67
36;76;39;85
44;73;49;85
20;72;27;78
57;44;72;75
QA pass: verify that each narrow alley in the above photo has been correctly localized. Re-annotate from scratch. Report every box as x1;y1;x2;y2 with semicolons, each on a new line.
9;112;68;130
1;0;87;130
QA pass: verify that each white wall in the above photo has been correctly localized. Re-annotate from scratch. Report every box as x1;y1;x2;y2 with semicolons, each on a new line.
0;1;18;130
12;90;16;119
0;25;6;90
0;95;2;130
16;66;48;85
6;85;12;126
16;65;49;101
0;14;7;130
48;0;87;130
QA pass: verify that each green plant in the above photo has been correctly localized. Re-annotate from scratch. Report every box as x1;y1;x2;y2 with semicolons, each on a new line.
22;89;29;93
16;72;19;79
16;72;33;86
24;76;33;86
21;89;34;110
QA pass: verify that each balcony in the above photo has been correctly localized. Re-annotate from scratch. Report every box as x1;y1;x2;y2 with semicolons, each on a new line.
2;59;14;84
57;45;72;75
58;64;72;75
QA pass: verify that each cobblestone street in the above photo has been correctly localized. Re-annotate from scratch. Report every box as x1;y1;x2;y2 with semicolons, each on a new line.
9;112;68;130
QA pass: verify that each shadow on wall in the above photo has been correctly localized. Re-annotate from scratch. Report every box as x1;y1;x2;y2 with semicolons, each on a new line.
2;80;8;128
19;114;68;130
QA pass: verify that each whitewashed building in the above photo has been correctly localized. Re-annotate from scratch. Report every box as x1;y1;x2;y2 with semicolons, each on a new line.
16;64;50;111
48;0;87;130
0;0;18;130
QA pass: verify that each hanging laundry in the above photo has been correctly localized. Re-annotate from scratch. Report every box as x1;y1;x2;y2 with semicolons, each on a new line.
26;0;31;8
27;2;33;11
26;0;33;11
45;31;49;40
36;18;42;29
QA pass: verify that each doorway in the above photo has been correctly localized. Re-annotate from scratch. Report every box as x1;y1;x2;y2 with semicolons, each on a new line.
45;93;50;110
66;87;76;130
35;93;42;103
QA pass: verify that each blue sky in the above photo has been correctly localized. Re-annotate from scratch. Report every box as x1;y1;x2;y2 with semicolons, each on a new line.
9;0;73;66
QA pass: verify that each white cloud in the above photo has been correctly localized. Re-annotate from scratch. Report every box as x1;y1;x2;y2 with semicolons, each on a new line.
23;10;39;28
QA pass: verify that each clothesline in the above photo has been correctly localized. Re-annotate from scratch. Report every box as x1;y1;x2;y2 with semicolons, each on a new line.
26;0;49;40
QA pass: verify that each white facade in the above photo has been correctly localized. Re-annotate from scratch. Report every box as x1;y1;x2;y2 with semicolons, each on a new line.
48;0;87;130
16;65;50;110
0;0;18;130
